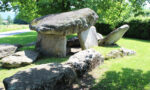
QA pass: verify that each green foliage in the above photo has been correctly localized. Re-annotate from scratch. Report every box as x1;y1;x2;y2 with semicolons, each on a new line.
96;15;150;40
0;15;3;25
118;16;150;40
134;10;150;17
7;15;12;24
0;0;147;25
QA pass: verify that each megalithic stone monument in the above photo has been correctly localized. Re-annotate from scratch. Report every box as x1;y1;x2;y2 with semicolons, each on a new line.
29;8;99;57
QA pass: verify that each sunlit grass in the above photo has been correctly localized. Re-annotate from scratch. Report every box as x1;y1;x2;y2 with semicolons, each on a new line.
92;38;150;90
0;32;150;89
0;24;29;32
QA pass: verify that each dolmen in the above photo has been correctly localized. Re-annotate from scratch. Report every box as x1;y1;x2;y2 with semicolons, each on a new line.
99;24;129;46
30;8;99;57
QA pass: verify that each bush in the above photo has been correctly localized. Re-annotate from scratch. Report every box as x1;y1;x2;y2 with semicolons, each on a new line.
118;16;150;40
95;23;113;35
96;16;150;40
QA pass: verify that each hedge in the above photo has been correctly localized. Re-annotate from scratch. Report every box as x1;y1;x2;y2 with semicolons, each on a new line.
96;17;150;40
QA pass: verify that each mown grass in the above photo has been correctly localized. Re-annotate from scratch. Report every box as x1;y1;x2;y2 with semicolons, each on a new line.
92;38;150;90
0;24;29;32
0;32;76;87
0;32;150;89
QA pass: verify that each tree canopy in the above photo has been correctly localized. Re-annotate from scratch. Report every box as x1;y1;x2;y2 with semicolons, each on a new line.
0;0;149;27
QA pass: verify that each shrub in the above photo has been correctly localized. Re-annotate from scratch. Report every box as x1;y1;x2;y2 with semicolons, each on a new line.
96;16;150;40
118;16;150;40
95;23;113;35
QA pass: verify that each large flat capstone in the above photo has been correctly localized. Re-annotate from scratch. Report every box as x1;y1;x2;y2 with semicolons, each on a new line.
30;8;98;35
29;8;99;57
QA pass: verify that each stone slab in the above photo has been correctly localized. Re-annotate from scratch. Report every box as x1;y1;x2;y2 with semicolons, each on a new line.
30;8;98;35
99;24;129;45
2;50;39;68
0;44;18;59
78;26;98;50
3;63;77;90
36;33;67;57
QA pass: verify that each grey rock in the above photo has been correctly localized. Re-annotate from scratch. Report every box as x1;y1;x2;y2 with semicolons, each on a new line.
67;36;80;47
0;44;18;59
2;50;39;68
30;8;98;35
105;50;123;60
78;26;98;50
3;63;77;90
66;49;104;76
105;48;136;60
99;24;129;45
36;33;67;57
97;33;103;44
120;48;136;56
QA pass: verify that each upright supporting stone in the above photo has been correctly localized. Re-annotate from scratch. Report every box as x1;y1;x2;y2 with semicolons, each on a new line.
30;8;98;57
36;33;66;57
78;26;98;50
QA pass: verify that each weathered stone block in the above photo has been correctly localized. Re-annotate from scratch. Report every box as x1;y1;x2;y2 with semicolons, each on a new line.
2;50;39;68
66;49;104;77
30;8;98;35
3;63;77;90
36;33;66;57
78;26;98;50
0;44;18;59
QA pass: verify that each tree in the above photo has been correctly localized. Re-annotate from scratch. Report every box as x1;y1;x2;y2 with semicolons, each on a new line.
7;15;12;24
0;15;3;25
0;0;148;27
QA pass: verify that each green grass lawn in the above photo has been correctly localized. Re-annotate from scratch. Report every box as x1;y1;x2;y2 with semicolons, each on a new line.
92;38;150;90
0;32;150;89
0;24;29;32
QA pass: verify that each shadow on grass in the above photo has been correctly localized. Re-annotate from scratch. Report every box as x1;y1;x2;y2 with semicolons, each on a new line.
123;37;150;43
92;68;150;90
101;44;121;48
34;57;69;65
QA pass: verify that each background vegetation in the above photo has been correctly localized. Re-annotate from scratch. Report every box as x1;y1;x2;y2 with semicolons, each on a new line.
1;0;150;39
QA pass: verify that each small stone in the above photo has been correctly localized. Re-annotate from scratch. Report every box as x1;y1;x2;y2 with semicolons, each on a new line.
67;36;80;47
120;48;136;56
0;44;18;59
2;50;39;68
105;48;136;60
105;50;123;60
